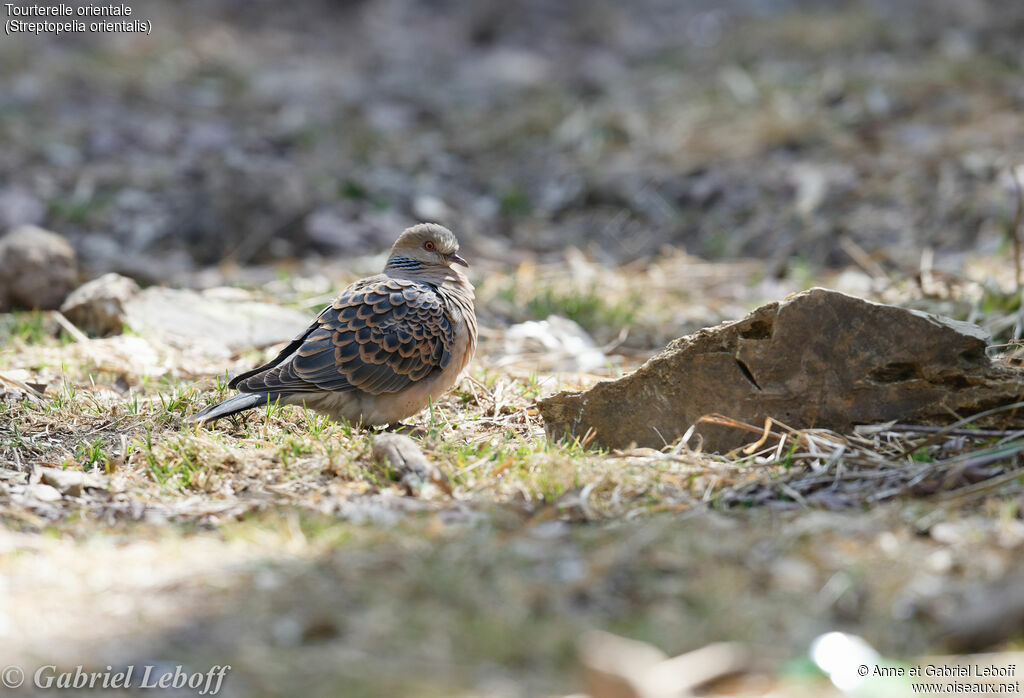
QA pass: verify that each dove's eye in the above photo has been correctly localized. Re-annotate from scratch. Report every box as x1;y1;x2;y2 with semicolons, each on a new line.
423;241;436;251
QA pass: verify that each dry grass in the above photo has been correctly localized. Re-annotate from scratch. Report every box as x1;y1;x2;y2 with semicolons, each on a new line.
4;252;1024;534
0;250;777;532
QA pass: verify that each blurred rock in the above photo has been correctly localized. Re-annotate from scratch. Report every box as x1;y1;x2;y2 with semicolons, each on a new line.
123;287;311;355
830;268;878;297
24;483;62;503
371;433;451;497
771;557;818;593
0;225;78;311
0;186;45;228
60;273;141;337
304;204;408;256
40;468;108;497
62;273;311;355
894;124;944;155
412;195;452;224
790;164;828;218
472;47;550;86
74;335;168;378
504;316;608;372
939;574;1024;652
718;65;758;104
539;288;1024;452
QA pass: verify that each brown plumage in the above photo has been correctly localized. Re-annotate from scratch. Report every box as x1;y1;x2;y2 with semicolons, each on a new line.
189;223;477;427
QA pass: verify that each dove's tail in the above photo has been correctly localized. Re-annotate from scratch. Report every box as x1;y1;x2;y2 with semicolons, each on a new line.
187;392;281;424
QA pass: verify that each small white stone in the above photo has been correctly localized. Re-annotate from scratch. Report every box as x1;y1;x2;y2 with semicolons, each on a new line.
25;484;62;502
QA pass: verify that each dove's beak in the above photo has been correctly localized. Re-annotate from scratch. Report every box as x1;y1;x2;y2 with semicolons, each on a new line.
448;253;469;267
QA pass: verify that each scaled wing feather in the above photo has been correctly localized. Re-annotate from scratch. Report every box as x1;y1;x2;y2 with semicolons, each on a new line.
232;277;454;396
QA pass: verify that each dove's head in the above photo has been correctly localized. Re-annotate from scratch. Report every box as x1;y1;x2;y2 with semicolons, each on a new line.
388;223;468;270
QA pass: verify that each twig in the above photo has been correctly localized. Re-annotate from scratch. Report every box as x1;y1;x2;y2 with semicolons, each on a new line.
896;400;1024;457
696;413;785;440
887;424;1024;438
51;311;90;343
742;417;774;455
0;372;45;404
933;466;1024;503
839;235;889;282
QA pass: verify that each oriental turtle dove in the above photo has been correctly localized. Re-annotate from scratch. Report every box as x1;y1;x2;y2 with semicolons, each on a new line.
189;223;476;427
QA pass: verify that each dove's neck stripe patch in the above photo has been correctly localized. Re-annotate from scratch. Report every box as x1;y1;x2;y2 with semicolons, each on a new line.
386;256;423;271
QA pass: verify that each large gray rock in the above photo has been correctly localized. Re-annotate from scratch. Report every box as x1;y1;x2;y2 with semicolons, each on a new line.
538;288;1024;452
124;287;311;354
0;225;78;311
58;273;311;354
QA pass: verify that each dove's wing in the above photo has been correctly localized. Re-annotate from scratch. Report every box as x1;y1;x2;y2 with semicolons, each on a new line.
230;277;455;396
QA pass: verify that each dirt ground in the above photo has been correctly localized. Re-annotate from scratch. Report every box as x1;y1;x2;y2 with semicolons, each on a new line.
3;1;1024;696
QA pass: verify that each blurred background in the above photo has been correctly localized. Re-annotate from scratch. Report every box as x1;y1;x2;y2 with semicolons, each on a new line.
3;1;1024;697
3;0;1022;284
